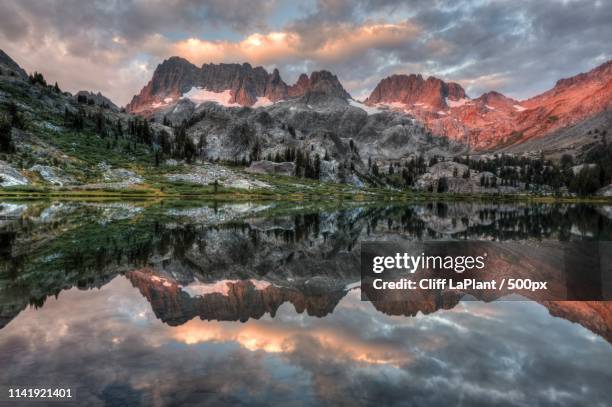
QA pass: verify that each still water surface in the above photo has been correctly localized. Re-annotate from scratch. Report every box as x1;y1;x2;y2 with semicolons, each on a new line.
0;201;611;406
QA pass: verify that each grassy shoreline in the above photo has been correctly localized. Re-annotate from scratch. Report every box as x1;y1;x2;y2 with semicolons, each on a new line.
1;183;611;204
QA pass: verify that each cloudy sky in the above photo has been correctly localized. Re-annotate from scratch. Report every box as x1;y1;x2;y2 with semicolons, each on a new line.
0;0;610;106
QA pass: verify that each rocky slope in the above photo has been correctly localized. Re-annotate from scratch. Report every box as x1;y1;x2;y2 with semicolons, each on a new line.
0;50;27;79
0;53;170;188
365;60;612;151
499;109;612;159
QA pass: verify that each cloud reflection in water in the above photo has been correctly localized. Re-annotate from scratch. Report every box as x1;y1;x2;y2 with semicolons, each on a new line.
0;276;610;406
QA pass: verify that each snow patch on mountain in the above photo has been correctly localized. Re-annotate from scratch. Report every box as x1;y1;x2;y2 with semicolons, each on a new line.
376;101;409;111
447;97;470;108
514;104;527;112
181;279;272;297
182;87;241;107
252;97;274;108
349;99;382;115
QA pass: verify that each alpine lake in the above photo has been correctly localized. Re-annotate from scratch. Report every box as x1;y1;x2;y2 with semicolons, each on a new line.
0;199;611;406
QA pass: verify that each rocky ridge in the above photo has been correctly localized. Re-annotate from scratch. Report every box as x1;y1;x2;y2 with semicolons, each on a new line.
75;90;119;111
0;50;27;79
126;57;352;115
365;61;612;151
127;55;611;156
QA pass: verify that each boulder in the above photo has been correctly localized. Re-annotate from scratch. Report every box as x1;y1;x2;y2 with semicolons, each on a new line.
0;161;28;187
245;160;295;176
596;184;612;197
319;160;337;183
428;161;469;178
414;161;509;193
29;165;75;186
100;165;143;184
571;163;598;175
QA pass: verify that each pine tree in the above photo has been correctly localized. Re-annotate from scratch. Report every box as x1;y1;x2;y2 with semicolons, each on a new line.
184;138;196;163
372;162;379;177
95;111;105;135
28;72;47;86
198;133;207;157
250;141;261;162
144;120;151;144
437;177;449;193
295;150;304;177
0;115;15;153
7;102;25;130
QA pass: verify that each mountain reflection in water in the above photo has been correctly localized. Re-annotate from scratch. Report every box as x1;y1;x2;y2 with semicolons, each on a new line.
0;200;611;406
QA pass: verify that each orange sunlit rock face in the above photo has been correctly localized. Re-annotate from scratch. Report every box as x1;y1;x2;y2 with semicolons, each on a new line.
365;61;612;150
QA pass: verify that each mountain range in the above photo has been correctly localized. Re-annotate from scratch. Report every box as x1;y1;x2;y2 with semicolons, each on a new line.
127;56;612;152
126;57;349;115
0;47;611;194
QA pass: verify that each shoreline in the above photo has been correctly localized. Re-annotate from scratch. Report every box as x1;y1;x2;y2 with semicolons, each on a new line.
1;186;611;204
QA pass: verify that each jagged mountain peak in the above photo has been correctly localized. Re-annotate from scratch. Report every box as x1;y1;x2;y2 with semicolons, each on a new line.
288;70;351;99
163;55;195;66
359;60;612;150
124;56;611;153
365;73;466;110
475;91;518;110
127;57;352;114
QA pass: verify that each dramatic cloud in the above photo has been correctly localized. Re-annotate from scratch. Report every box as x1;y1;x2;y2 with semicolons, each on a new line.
0;0;609;105
169;21;419;66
